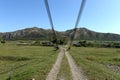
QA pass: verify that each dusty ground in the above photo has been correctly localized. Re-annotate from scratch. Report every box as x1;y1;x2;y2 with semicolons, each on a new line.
46;48;88;80
46;48;64;80
65;50;88;80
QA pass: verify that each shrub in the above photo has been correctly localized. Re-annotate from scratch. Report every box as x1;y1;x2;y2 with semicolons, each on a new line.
1;40;6;44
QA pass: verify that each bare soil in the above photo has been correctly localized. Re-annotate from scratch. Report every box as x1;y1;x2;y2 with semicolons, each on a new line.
46;48;88;80
46;48;64;80
65;50;88;80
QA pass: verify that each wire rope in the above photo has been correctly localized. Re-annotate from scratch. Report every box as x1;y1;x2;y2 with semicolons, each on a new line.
44;0;57;44
69;0;86;49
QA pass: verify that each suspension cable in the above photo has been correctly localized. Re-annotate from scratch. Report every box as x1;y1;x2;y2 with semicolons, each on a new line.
44;0;57;44
69;0;86;49
44;0;86;49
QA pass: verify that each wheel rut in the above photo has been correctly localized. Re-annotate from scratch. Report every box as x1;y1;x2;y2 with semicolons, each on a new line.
46;48;64;80
46;48;88;80
65;50;88;80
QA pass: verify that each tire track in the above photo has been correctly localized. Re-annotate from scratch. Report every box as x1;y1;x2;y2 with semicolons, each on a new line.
65;50;88;80
46;48;64;80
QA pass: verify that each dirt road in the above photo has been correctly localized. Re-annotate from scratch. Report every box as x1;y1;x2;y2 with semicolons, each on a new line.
65;50;88;80
46;48;64;80
46;48;88;80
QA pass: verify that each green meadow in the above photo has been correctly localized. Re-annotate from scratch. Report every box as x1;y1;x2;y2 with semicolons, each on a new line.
70;47;120;80
0;41;120;80
0;41;58;80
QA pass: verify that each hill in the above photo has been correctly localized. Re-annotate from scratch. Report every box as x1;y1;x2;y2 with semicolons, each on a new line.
0;27;120;41
65;28;120;41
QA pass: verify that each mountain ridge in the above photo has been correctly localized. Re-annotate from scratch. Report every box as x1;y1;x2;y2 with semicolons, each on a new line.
0;27;120;41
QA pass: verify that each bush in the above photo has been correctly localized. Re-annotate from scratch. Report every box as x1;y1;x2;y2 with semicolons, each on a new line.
32;41;41;46
1;40;6;44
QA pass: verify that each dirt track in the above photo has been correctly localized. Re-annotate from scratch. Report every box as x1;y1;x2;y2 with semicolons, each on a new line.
46;48;88;80
65;50;87;80
46;48;64;80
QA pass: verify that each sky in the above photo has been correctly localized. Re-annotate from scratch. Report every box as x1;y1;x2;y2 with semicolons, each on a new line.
0;0;120;34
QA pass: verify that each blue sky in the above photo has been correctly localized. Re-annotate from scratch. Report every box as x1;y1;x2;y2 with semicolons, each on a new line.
0;0;120;34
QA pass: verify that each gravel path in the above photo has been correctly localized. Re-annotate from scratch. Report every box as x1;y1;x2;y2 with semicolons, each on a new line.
65;50;88;80
46;48;88;80
46;48;64;80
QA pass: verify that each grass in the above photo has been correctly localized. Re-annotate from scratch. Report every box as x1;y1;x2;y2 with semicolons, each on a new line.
70;47;120;80
0;41;58;80
57;55;72;80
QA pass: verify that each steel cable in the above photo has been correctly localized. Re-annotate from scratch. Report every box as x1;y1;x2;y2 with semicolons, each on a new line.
69;0;86;49
44;0;57;44
44;0;86;49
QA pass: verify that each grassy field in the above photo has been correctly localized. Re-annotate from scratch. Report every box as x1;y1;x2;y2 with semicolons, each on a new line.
0;41;58;80
57;55;72;80
70;47;120;80
1;41;120;80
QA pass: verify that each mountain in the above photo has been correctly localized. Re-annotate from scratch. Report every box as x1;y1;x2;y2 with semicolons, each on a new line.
0;27;64;40
0;27;120;41
65;28;120;41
